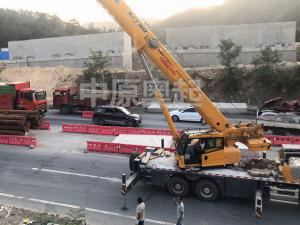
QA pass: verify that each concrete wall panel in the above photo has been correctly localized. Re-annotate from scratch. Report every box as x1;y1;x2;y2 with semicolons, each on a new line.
167;22;296;49
8;32;132;69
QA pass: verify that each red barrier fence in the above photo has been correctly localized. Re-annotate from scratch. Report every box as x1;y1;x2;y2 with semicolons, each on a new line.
0;135;36;148
62;124;300;147
62;124;175;137
293;136;300;145
82;111;94;119
87;141;175;155
265;135;300;146
88;137;300;156
39;121;51;130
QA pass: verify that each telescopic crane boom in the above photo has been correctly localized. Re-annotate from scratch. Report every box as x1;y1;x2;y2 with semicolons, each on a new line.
96;0;271;169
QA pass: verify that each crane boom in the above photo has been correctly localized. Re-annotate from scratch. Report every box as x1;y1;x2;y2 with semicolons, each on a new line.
96;0;271;153
96;0;231;132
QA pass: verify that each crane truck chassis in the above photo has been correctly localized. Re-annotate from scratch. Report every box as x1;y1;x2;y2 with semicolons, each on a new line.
123;143;300;217
96;0;300;217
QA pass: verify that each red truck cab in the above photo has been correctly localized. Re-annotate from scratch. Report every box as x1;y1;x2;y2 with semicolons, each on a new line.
0;81;47;114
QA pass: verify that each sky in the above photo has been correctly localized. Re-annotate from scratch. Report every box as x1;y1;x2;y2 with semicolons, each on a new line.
0;0;224;24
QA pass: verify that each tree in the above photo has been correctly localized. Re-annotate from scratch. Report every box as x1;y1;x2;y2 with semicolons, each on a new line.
251;47;285;101
83;50;112;87
252;47;282;72
218;39;242;96
218;39;242;68
0;9;101;48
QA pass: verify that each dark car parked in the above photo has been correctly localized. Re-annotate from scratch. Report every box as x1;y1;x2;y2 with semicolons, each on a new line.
92;106;142;127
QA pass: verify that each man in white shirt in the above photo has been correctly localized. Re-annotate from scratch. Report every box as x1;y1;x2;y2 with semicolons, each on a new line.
136;197;145;225
174;197;184;225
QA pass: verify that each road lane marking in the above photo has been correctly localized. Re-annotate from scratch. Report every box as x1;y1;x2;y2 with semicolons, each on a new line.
29;198;80;209
85;207;173;225
0;193;24;199
0;192;173;225
32;168;121;183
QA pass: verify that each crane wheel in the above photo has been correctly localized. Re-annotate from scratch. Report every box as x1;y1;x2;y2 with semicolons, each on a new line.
194;179;219;201
167;176;190;197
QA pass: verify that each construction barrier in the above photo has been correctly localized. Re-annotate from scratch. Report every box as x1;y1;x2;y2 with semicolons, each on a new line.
293;136;300;145
0;135;9;144
265;135;275;144
99;127;115;136
39;121;51;130
113;127;129;135
87;141;176;155
62;124;300;147
0;135;36;148
62;124;176;137
62;124;88;134
265;135;300;146
82;111;94;119
272;136;294;146
87;125;101;134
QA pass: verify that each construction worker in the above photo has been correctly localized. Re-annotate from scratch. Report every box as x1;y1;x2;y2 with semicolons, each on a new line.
136;196;145;225
174;197;184;225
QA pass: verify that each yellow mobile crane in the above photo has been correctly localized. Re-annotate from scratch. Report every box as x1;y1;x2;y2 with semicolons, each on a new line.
96;1;300;216
97;0;271;169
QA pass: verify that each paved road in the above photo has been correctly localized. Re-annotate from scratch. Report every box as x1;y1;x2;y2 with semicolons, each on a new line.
0;110;299;225
0;147;299;225
45;109;256;130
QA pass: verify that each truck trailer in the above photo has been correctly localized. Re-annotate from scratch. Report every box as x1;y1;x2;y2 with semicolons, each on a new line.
53;86;110;114
124;141;300;217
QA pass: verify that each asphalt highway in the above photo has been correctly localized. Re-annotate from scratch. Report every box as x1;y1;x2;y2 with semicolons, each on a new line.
45;109;256;130
0;110;299;225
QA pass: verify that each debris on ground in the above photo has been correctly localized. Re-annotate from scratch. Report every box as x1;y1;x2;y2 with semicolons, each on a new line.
0;205;87;225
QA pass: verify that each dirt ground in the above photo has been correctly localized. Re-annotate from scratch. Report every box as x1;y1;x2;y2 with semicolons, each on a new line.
0;66;83;102
1;63;299;106
0;205;85;225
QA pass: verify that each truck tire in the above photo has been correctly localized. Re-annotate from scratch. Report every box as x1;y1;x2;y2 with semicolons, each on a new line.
194;179;219;201
167;176;190;197
60;105;72;114
129;152;138;171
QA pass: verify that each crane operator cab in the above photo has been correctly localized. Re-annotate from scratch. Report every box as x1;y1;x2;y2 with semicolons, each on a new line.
175;130;241;169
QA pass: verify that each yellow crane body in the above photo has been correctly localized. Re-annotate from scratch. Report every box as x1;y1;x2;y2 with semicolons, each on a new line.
96;0;271;169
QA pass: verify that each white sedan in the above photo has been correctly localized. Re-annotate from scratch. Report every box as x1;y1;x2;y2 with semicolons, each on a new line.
170;107;204;123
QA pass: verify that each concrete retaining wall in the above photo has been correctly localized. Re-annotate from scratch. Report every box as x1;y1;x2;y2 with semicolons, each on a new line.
7;32;132;69
5;53;132;69
170;48;296;67
167;22;296;49
166;22;297;67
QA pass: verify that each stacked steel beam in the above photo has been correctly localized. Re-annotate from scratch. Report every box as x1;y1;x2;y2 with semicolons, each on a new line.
0;110;42;135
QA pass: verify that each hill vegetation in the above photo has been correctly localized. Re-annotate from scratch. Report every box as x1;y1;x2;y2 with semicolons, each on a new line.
0;9;101;47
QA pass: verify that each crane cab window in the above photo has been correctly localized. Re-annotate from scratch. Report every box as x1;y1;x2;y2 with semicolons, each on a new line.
202;138;224;153
184;138;224;164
